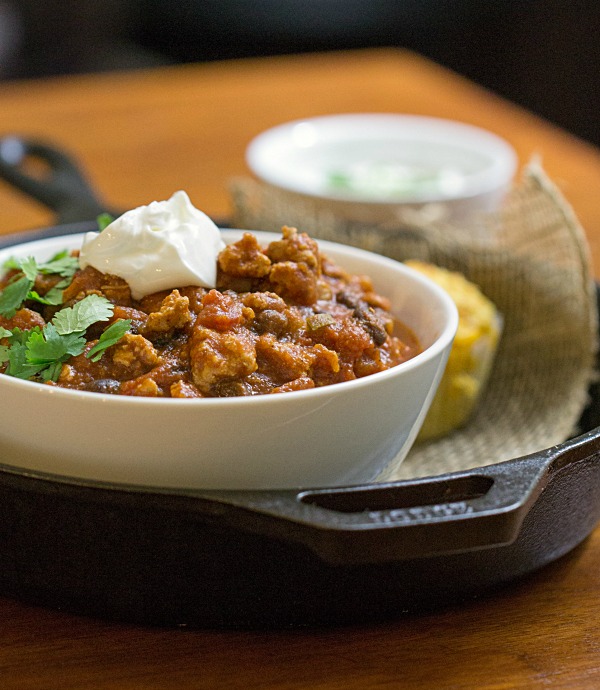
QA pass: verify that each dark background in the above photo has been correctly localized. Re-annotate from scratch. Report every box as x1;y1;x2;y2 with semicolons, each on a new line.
0;0;598;147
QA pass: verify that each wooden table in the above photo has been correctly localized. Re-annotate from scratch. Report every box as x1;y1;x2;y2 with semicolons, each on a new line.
1;49;600;689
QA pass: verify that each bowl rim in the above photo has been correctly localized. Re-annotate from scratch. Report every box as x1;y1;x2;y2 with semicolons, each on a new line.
0;229;458;408
246;113;518;205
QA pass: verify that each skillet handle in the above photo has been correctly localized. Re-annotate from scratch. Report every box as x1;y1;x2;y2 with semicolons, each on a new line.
0;136;116;224
216;429;600;565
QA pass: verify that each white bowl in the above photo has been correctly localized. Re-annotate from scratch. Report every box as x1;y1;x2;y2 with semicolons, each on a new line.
0;230;457;490
246;114;517;224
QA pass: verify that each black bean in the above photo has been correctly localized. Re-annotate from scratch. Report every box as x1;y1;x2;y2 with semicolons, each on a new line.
337;291;387;345
88;378;121;394
252;309;288;335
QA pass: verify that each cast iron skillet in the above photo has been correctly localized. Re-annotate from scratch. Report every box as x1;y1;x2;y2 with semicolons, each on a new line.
0;136;599;629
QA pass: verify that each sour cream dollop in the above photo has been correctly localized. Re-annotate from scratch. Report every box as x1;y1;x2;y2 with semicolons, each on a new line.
79;190;226;300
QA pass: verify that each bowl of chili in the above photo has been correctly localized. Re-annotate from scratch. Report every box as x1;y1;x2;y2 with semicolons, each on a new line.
0;226;457;490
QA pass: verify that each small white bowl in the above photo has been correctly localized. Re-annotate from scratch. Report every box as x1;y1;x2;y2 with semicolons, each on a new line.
246;114;517;224
0;230;457;490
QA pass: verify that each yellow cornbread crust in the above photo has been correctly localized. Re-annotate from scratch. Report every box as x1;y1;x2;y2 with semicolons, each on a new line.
406;260;502;441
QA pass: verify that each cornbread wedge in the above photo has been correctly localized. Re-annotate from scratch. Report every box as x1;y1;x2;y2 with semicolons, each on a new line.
406;261;502;441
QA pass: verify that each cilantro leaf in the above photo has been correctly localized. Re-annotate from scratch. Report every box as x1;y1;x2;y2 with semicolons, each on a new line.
2;255;38;281
18;296;117;381
0;274;34;318
3;328;44;379
2;256;20;271
27;290;62;307
26;323;87;365
52;294;114;335
18;257;39;282
97;213;114;231
27;277;71;306
5;251;78;279
7;345;43;379
1;250;79;315
39;361;64;382
0;275;132;383
0;326;12;365
14;323;87;382
86;319;132;362
4;327;32;346
37;251;79;279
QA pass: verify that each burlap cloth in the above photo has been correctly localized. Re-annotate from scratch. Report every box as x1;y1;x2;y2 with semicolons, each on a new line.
230;163;598;480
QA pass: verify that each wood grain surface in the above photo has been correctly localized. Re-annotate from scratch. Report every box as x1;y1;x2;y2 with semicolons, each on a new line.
0;49;600;689
1;49;599;270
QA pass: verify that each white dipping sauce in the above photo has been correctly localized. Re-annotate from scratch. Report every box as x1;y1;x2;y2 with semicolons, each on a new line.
79;190;225;300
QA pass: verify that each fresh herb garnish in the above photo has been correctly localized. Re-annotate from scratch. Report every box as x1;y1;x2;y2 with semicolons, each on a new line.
17;256;39;282
1;245;132;382
25;324;88;381
37;250;80;278
27;278;72;306
0;274;33;318
97;213;114;231
52;293;114;334
3;251;79;280
0;326;12;367
0;250;80;316
86;319;132;362
0;295;132;382
0;327;47;380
